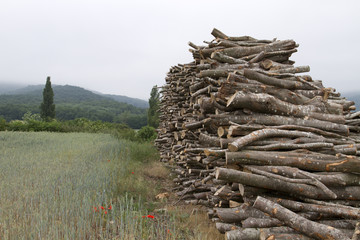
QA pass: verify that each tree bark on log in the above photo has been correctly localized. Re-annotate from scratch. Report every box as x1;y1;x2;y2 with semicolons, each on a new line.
261;233;314;240
220;40;297;59
253;196;351;240
227;91;345;124
244;69;313;90
216;167;340;200
267;197;360;219
210;112;349;135
226;150;360;173
218;81;310;105
225;228;260;240
215;203;268;223
245;166;360;187
228;128;325;152
242;217;283;228
352;222;360;240
211;51;248;64
245;141;333;151
215;222;240;234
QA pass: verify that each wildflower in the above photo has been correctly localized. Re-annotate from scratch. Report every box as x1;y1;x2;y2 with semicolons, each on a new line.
108;205;112;210
93;207;99;212
104;211;108;214
131;172;134;174
147;215;155;219
100;206;105;210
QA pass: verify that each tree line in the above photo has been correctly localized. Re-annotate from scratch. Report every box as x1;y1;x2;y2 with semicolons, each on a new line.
0;77;160;131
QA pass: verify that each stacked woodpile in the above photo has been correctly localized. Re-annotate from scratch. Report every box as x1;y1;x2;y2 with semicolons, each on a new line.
155;28;360;240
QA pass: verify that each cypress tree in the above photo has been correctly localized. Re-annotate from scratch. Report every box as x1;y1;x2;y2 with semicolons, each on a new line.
40;76;55;121
147;85;160;128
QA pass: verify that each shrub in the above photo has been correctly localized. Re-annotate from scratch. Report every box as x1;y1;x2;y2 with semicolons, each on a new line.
136;126;157;142
113;128;137;141
8;120;27;131
0;117;7;131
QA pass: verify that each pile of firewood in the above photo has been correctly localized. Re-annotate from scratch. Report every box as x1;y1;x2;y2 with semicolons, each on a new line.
155;28;360;240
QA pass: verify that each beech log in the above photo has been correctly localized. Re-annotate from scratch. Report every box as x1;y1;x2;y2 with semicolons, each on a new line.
253;196;351;240
226;150;360;173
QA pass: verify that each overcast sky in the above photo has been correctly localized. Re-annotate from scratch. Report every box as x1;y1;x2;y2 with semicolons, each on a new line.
0;0;359;100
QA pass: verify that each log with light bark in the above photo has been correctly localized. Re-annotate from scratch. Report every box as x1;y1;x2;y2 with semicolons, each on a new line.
226;91;345;124
214;203;268;223
244;69;312;90
266;197;360;219
210;112;349;135
215;167;342;200
215;222;240;234
244;166;360;187
219;40;297;59
253;196;351;240
227;128;325;152
226;150;360;173
353;222;360;240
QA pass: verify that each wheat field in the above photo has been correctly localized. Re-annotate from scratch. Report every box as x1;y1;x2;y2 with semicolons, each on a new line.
0;132;176;240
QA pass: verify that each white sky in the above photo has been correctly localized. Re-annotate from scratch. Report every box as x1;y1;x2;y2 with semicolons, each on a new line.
0;0;359;100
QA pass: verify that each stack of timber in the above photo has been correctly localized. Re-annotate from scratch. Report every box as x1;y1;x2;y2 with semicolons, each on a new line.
155;28;360;240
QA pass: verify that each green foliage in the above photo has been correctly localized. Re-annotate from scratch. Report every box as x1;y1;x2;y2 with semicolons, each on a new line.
40;76;56;121
136;125;157;142
0;117;6;131
0;84;148;128
22;111;42;122
147;85;160;128
2;112;147;143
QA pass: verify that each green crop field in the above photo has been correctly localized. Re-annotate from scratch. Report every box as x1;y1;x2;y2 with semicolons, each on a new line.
0;132;177;239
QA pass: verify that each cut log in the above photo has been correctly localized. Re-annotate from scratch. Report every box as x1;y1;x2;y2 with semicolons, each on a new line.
267;197;360;219
246;166;360;187
244;69;312;90
210;112;349;135
242;217;283;228
226;150;360;173
215;203;268;223
215;222;240;234
353;222;360;240
216;167;340;200
227;128;324;152
253;196;351;240
220;40;297;58
225;228;260;240
227;91;345;124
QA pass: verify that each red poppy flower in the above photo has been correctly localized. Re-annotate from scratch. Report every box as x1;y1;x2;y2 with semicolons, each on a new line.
131;172;134;174
142;216;146;218
104;211;108;214
100;206;105;210
108;205;112;210
147;215;155;219
93;207;98;212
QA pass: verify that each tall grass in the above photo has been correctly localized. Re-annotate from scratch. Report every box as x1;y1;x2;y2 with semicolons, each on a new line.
0;132;177;239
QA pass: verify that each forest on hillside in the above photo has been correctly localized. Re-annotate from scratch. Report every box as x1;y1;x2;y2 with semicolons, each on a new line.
0;85;147;129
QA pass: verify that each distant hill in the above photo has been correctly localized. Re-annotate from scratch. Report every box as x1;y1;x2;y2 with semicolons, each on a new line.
3;84;148;108
101;94;148;108
0;84;147;128
0;83;27;94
